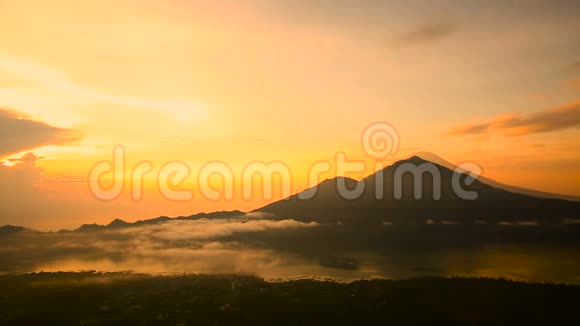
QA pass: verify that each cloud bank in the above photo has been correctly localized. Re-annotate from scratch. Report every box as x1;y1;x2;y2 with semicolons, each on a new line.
0;108;79;157
0;218;321;277
447;100;580;136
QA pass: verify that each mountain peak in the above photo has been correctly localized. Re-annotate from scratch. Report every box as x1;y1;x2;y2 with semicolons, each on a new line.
401;155;431;165
256;151;580;223
108;218;130;228
320;176;359;184
0;225;27;235
71;210;247;233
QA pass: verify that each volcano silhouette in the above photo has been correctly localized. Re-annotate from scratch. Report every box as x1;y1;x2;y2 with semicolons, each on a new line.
256;154;580;224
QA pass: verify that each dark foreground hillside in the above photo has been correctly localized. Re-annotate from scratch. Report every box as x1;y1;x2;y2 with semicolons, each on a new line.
0;273;578;325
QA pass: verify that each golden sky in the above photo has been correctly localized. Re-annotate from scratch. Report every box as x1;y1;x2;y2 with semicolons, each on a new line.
0;0;579;229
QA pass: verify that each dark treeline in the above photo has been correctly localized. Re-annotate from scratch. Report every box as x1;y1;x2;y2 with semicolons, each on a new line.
1;272;579;325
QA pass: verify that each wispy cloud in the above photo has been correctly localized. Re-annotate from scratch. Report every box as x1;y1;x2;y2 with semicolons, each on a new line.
119;218;318;242
395;22;457;46
0;109;80;157
567;78;580;91
0;53;205;121
447;100;580;137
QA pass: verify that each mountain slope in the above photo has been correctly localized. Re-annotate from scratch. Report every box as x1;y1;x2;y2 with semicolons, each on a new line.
256;156;580;224
414;151;580;202
72;210;246;232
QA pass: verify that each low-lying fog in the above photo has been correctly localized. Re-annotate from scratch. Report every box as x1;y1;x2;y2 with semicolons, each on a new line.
2;214;580;283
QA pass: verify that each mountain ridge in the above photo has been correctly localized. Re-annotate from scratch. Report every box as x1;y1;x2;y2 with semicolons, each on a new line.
2;154;579;231
256;154;580;224
68;210;246;233
412;152;580;202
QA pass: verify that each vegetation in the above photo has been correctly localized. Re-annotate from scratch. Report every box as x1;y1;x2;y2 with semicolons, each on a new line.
0;272;578;325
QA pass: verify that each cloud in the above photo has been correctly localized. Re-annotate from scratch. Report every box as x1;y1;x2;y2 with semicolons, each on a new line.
0;153;45;226
447;122;491;135
395;22;457;46
447;100;580;136
0;151;117;229
0;109;80;157
0;217;321;275
567;78;580;91
242;212;275;219
0;152;41;188
0;53;205;121
119;218;318;242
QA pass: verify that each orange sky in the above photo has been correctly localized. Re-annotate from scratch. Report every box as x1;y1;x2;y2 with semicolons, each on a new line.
0;0;579;230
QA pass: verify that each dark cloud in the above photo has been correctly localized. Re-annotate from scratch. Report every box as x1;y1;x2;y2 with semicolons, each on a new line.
447;100;580;136
0;108;79;158
396;23;457;46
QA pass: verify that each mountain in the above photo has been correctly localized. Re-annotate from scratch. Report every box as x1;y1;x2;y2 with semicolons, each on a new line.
0;225;28;235
1;210;247;235
413;152;580;202
256;155;580;224
72;210;245;232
